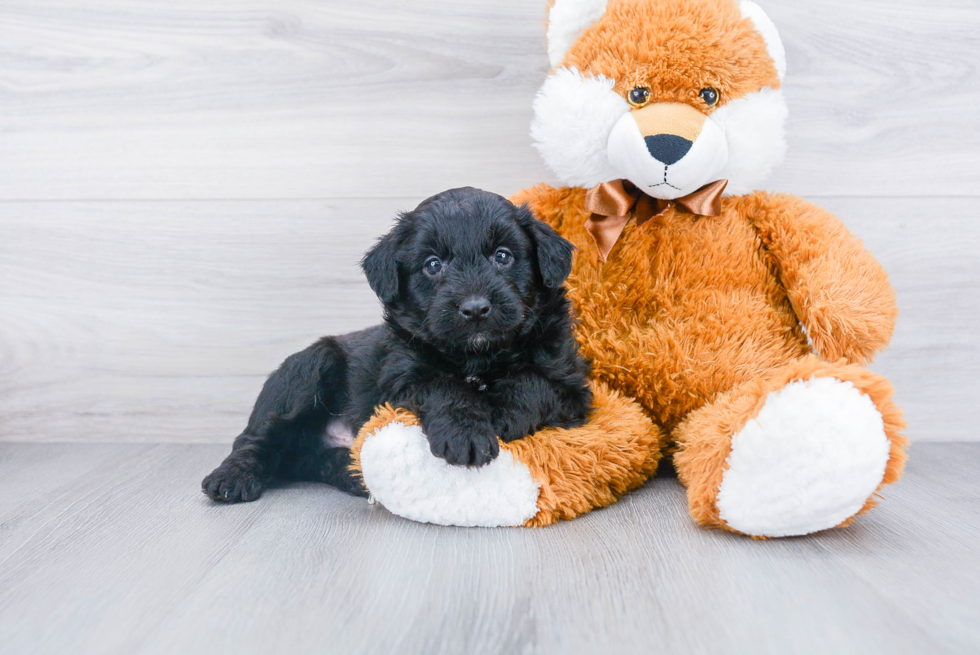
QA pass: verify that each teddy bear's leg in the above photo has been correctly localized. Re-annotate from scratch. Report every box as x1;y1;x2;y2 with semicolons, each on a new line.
509;383;665;526
672;355;907;537
349;382;665;527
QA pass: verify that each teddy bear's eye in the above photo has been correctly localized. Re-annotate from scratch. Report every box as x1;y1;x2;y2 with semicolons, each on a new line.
627;86;650;108
699;87;720;107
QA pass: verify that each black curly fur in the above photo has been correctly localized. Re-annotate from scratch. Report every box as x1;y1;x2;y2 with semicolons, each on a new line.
203;187;592;503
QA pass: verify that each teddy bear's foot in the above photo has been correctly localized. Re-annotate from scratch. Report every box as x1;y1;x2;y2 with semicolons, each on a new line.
717;376;889;536
355;412;541;527
350;383;664;527
674;356;907;537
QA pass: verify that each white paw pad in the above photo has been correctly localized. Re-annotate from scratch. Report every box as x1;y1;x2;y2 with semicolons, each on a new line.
716;377;890;537
358;422;541;527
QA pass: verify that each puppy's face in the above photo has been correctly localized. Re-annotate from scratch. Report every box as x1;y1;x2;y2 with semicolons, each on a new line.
362;187;574;353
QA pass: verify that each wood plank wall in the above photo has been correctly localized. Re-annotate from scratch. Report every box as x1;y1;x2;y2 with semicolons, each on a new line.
1;0;978;442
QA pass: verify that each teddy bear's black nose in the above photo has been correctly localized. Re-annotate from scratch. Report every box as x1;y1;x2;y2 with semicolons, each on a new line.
459;296;492;321
645;134;693;165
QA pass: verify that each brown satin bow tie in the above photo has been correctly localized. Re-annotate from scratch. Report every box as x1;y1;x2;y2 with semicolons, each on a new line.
584;179;728;261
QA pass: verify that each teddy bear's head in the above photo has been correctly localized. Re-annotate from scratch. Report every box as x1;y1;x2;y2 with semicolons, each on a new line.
532;0;787;199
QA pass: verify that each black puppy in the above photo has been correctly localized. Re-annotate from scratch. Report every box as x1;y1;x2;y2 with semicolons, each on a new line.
202;187;592;503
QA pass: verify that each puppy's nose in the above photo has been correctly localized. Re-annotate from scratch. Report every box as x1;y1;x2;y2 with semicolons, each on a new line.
459;296;492;321
644;134;693;165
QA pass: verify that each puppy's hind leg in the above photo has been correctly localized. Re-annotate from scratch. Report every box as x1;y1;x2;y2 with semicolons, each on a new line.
202;337;347;503
277;446;368;498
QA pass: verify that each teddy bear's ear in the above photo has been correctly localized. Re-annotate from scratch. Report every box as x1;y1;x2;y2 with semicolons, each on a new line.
738;1;786;80
546;0;610;68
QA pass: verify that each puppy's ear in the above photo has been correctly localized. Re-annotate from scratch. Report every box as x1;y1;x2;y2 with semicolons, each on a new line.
516;203;574;288
360;217;408;303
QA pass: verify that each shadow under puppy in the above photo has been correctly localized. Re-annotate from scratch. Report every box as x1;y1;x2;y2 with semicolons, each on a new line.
203;187;592;503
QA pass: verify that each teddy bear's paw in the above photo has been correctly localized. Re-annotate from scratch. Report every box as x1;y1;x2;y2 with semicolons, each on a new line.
716;377;891;537
358;421;541;527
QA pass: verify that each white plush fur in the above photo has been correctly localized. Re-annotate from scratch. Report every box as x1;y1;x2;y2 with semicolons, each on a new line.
531;67;629;188
547;0;610;67
534;1;788;194
531;67;786;195
710;87;788;196
358;421;542;527
739;1;786;80
716;377;891;537
607;109;729;200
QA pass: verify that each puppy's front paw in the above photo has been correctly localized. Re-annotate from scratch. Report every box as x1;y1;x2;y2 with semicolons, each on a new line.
495;420;533;443
427;424;500;467
202;457;267;503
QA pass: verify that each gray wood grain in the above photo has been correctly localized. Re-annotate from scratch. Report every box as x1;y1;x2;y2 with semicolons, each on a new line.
0;0;977;200
0;442;977;654
1;197;975;443
823;196;980;442
0;198;403;443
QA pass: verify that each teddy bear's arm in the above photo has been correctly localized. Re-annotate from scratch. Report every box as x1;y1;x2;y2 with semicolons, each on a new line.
747;192;897;364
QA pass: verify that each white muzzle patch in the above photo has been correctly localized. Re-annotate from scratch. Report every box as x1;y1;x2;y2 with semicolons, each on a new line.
531;68;787;196
606;111;729;200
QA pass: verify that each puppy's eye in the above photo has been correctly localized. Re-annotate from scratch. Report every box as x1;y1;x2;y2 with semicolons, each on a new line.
627;86;650;108
699;87;720;107
493;248;514;268
423;256;442;276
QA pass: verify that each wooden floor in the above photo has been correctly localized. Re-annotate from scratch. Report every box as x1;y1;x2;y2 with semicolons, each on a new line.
0;442;977;655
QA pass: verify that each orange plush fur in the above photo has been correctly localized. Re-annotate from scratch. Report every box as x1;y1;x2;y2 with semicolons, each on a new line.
672;356;907;533
351;382;666;527
352;0;907;532
564;0;780;104
515;0;906;530
511;187;901;432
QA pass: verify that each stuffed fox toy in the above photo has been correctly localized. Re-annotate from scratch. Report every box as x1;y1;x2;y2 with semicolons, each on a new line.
351;0;908;537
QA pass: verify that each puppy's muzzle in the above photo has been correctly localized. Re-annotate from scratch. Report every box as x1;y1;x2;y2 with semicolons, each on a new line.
459;295;492;322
